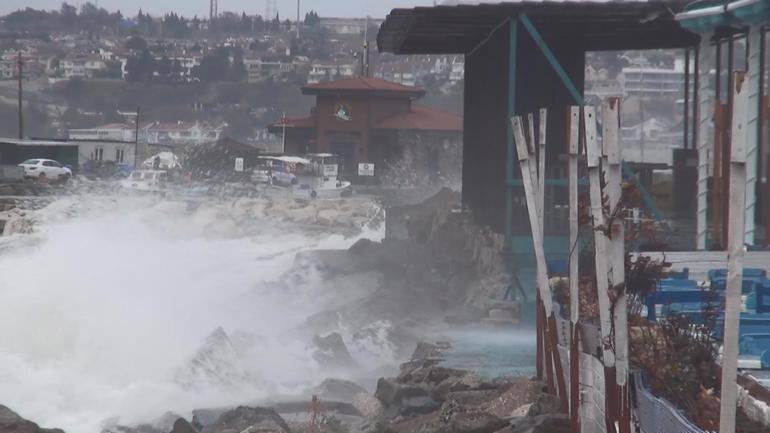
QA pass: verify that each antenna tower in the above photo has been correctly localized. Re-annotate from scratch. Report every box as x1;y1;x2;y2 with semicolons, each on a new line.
265;0;278;20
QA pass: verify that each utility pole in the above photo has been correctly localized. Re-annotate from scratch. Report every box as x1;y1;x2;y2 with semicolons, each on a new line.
281;112;287;154
134;106;141;168
296;0;301;39
17;51;23;139
362;15;370;77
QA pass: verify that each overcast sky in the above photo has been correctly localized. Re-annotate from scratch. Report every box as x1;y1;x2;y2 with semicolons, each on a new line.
0;1;440;19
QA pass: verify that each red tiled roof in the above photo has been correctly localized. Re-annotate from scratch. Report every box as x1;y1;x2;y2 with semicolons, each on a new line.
303;77;425;96
375;105;463;131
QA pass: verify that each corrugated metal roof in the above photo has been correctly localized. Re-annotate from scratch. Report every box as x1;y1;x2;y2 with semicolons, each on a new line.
378;0;699;54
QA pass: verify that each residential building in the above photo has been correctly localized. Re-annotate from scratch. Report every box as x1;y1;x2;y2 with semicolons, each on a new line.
0;60;16;80
585;65;622;100
140;121;226;146
77;140;135;166
69;123;136;142
619;58;689;97
449;57;465;83
243;56;298;82
60;55;107;79
307;62;355;84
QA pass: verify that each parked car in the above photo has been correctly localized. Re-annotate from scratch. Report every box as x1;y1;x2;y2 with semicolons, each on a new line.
18;159;72;181
120;170;169;193
252;157;298;186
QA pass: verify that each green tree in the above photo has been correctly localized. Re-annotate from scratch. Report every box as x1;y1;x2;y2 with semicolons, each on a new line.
304;11;320;27
126;35;147;51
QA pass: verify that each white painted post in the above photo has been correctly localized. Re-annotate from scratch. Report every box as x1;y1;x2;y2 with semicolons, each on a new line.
512;116;553;316
568;106;581;430
568;107;580;325
539;108;547;242
584;106;615;367
527;113;542;244
745;25;761;246
604;99;628;389
696;32;714;250
719;72;748;433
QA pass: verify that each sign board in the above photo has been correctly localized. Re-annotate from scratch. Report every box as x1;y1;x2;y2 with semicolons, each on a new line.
358;163;375;176
234;157;244;172
323;164;338;176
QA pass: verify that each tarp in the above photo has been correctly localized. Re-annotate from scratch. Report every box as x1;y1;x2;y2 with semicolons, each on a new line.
142;152;181;169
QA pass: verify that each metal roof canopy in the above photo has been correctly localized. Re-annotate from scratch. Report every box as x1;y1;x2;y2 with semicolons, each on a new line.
378;1;700;54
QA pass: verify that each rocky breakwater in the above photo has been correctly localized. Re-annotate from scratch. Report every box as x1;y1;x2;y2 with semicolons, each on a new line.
356;342;567;433
0;406;64;433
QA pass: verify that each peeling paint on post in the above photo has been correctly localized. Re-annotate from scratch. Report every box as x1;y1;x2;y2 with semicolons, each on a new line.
719;72;748;433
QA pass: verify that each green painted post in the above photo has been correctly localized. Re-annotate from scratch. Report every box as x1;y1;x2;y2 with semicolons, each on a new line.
506;17;518;252
519;14;584;106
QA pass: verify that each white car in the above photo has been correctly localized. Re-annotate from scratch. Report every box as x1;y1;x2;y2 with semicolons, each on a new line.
18;159;72;181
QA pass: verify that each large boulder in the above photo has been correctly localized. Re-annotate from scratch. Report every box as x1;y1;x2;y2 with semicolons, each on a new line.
0;406;64;433
169;419;198;433
413;399;508;433
200;407;290;433
310;333;358;371
311;378;368;403
509;413;569;433
374;379;439;418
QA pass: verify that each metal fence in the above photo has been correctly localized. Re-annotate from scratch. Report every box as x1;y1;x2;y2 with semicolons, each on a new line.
552;309;711;433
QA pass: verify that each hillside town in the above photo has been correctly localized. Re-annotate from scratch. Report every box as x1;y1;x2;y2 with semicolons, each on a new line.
2;2;770;433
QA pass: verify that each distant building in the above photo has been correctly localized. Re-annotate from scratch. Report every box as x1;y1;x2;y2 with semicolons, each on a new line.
69;123;136;142
621;117;682;165
268;77;463;184
585;65;622;100
307;61;355;84
140;121;226;146
319;17;383;35
59;55;107;79
619;58;689;97
449;57;465;83
243;56;301;83
0;60;15;80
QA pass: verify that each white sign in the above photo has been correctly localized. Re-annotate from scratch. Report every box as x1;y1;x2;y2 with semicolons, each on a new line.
358;163;375;176
323;164;338;176
234;157;244;172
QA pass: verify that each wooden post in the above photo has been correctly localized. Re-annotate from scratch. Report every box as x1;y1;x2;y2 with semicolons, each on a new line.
539;108;547;236
714;103;725;247
719;72;748;433
604;98;630;433
568;106;581;433
585;106;618;433
696;33;713;250
745;25;761;246
527;113;542;243
536;292;544;380
513;116;555;392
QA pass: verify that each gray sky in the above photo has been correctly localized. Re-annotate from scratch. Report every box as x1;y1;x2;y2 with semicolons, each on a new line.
0;1;438;19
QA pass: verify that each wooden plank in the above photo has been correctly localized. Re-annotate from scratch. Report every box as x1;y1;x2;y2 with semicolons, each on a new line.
527;113;542;243
568;106;581;433
696;33;713;251
568;106;580;325
539;108;547;240
584;106;615;368
603;99;628;388
719;71;748;433
512;115;552;315
604;98;630;433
